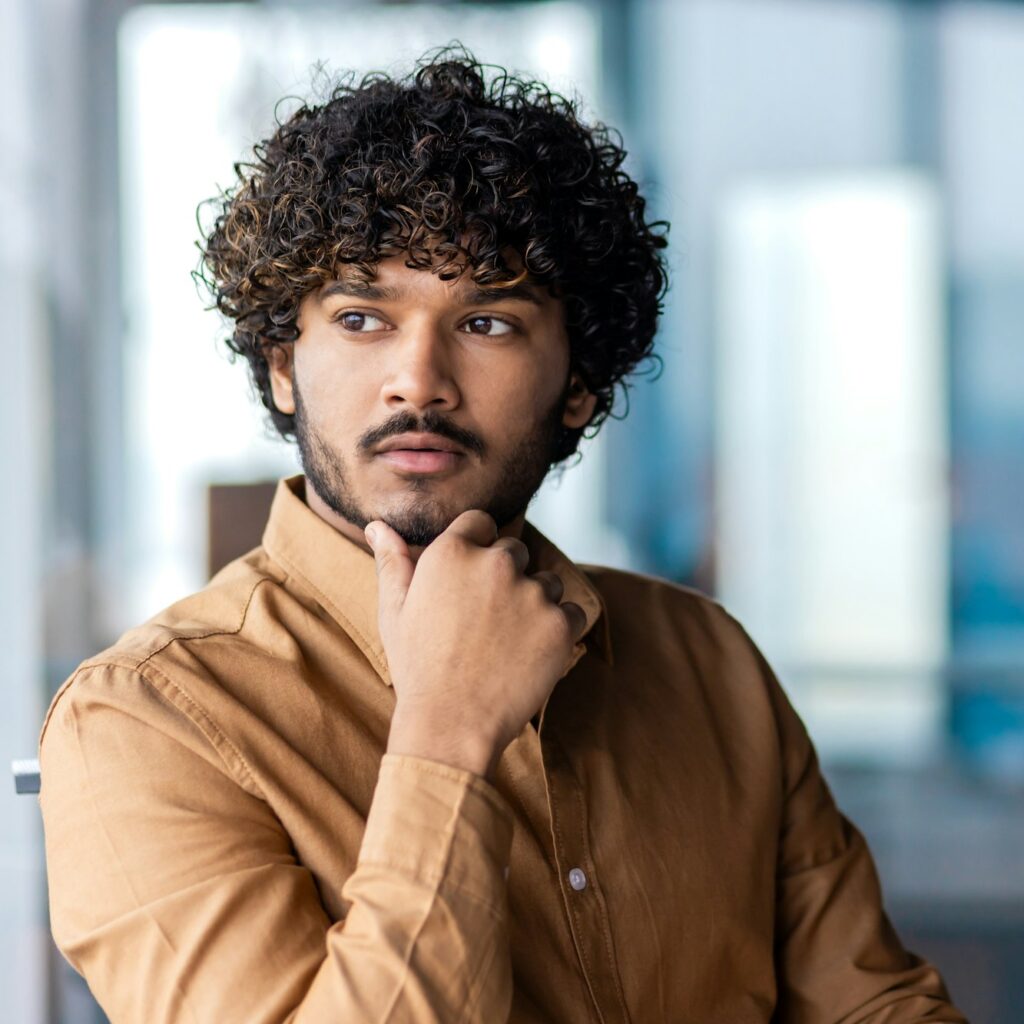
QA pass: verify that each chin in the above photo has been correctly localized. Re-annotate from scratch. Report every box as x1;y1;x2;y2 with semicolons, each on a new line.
376;497;462;548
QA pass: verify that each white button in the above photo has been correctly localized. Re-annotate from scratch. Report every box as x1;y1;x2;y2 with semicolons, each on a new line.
568;867;587;891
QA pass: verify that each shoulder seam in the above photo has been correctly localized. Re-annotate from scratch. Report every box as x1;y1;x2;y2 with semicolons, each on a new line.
133;574;271;673
39;576;272;798
39;660;266;801
138;660;264;798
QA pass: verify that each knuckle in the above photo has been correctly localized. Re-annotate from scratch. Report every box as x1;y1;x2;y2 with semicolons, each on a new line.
547;605;574;644
560;603;585;641
494;539;526;565
523;577;549;609
539;571;564;600
490;544;520;577
531;572;560;604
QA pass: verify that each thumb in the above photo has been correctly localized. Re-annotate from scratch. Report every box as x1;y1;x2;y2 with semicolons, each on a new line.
365;520;414;620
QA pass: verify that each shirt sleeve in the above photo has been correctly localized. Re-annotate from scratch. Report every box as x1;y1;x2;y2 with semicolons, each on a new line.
38;663;514;1024
761;651;970;1024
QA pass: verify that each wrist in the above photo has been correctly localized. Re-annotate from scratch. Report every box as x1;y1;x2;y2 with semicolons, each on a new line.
387;706;503;780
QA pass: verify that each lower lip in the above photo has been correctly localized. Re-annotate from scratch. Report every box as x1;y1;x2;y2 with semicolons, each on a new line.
377;449;463;474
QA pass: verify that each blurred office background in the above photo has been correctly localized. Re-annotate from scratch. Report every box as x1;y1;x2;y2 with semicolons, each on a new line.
2;0;1022;1020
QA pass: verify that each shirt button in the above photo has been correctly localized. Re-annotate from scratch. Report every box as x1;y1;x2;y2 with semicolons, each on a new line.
568;867;588;892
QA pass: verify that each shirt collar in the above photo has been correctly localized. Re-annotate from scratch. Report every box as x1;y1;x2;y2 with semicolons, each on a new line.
261;475;613;687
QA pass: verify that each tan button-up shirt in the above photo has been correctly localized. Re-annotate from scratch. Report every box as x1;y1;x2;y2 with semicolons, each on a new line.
39;475;966;1023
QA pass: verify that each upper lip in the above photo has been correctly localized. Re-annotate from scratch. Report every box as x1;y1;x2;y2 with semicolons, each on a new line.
376;432;465;455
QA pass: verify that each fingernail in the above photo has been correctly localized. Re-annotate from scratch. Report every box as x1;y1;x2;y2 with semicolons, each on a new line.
365;523;378;546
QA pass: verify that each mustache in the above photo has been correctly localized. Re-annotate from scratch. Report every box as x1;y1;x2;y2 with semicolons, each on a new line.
358;409;486;457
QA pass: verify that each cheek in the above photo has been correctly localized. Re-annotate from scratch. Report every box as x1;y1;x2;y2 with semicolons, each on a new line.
296;349;373;422
478;376;552;430
528;344;571;414
482;349;567;411
530;366;570;421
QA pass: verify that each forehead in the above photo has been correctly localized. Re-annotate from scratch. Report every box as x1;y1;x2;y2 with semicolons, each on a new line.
318;255;552;308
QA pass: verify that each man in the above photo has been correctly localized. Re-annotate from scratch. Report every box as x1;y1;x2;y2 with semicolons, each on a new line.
39;50;966;1023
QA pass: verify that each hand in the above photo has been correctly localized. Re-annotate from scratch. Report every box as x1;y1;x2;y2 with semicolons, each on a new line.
366;510;586;779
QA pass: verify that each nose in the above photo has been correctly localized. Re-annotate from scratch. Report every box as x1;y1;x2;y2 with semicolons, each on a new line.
380;322;461;412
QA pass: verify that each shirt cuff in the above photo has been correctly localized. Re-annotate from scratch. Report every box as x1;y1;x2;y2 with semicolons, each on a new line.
358;753;515;904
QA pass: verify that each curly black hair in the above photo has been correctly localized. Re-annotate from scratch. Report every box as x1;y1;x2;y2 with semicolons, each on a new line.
197;46;668;464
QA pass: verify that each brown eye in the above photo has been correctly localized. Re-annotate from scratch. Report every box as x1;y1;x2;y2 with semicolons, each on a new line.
463;316;514;337
337;312;386;332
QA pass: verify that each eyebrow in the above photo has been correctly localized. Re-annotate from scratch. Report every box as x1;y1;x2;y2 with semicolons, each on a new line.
318;279;544;307
462;283;543;307
319;280;402;302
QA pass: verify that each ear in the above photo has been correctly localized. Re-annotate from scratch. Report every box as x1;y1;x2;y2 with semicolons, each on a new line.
561;372;598;429
266;343;296;415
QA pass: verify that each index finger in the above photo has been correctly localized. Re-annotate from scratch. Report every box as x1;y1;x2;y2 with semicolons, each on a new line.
443;509;499;547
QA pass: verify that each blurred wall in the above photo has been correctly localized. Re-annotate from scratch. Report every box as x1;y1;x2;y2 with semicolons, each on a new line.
0;3;48;1021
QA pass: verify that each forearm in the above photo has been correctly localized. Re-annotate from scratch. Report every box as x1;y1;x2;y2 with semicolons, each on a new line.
288;754;515;1023
286;757;512;1019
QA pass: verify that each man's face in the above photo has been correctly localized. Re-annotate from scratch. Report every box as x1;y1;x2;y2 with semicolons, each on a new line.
268;255;597;549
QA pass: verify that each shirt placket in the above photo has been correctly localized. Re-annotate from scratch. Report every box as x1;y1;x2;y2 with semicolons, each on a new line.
540;731;632;1024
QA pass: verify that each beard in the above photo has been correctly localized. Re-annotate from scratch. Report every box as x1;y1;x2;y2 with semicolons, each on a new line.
292;372;569;547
